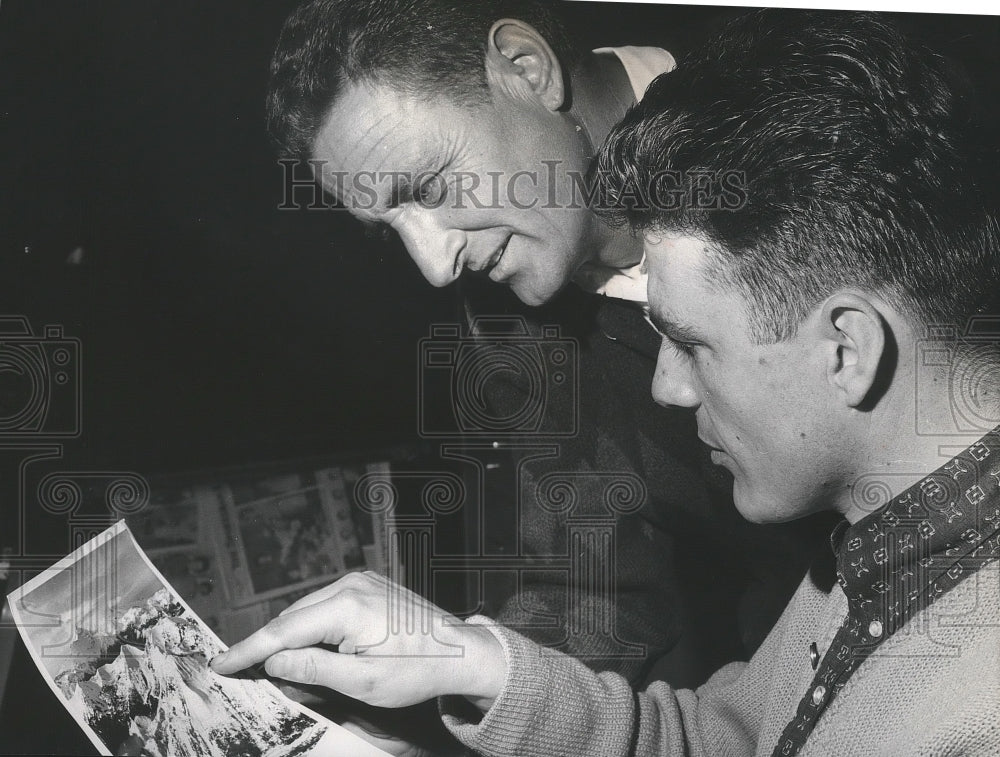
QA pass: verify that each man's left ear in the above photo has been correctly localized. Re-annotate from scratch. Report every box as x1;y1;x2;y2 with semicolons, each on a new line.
485;19;565;111
819;293;888;409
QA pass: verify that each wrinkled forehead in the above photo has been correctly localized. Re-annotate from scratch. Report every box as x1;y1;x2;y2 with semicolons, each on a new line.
312;84;437;173
310;81;453;194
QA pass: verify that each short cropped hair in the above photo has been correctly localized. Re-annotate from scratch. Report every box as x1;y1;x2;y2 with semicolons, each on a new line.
267;0;583;161
597;10;1000;343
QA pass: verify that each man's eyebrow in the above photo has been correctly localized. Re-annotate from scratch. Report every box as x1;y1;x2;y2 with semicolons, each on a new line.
319;176;346;206
320;171;411;211
647;307;702;342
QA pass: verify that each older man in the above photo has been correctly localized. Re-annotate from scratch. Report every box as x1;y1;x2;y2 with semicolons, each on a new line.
216;10;1000;756
266;0;816;688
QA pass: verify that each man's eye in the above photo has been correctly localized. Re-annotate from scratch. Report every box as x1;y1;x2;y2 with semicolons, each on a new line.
415;175;446;206
643;312;698;356
665;337;696;357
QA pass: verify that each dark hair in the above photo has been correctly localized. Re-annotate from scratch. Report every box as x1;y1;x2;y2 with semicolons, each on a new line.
597;10;1000;343
267;0;583;161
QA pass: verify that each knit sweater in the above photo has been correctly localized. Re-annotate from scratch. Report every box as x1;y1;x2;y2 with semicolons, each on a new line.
441;560;1000;756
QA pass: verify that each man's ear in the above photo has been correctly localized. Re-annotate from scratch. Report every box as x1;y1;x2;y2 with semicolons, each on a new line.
485;19;565;111
819;293;889;409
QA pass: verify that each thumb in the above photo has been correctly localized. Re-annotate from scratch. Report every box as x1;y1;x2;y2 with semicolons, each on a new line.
276;682;326;706
266;647;370;698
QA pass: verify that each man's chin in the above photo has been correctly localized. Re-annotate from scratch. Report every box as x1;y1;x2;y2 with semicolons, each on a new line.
730;481;773;524
510;280;561;307
733;501;774;524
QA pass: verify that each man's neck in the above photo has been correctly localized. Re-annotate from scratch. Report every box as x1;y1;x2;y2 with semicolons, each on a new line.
840;386;1000;524
569;51;643;270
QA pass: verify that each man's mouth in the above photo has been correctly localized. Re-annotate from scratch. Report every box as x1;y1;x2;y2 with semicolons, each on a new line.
700;437;727;461
486;234;514;282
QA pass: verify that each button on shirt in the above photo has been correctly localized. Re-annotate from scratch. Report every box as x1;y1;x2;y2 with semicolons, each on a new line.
772;426;1000;757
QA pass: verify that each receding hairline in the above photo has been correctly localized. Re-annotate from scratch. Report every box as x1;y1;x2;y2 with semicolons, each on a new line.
305;72;490;170
308;68;495;157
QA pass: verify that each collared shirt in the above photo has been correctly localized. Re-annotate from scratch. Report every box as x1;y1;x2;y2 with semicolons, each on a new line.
573;254;649;304
772;426;1000;757
570;46;675;306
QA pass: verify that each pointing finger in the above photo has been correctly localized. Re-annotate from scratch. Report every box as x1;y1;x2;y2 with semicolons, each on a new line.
211;601;351;674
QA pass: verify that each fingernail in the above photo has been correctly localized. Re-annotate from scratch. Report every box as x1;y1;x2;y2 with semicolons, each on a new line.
267;653;289;677
210;652;228;669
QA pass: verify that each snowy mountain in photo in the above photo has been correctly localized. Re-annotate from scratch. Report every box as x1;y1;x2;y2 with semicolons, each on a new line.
55;589;327;756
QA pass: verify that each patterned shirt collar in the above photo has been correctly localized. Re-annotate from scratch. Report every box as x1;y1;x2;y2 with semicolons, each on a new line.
835;426;1000;613
772;426;1000;757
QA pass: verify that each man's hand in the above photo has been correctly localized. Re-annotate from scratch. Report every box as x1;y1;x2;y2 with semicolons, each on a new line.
210;571;506;711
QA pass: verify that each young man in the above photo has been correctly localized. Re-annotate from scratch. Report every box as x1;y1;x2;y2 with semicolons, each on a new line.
216;10;1000;756
268;0;816;687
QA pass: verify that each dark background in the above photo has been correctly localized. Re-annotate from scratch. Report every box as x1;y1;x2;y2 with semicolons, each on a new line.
2;2;996;472
0;1;760;474
1;2;998;754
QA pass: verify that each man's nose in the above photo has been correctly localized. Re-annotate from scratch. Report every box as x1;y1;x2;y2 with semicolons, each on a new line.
651;342;700;409
396;211;467;287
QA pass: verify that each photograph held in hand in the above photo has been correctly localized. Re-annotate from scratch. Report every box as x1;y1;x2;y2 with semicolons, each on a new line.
211;571;506;712
2;1;998;756
7;522;389;757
